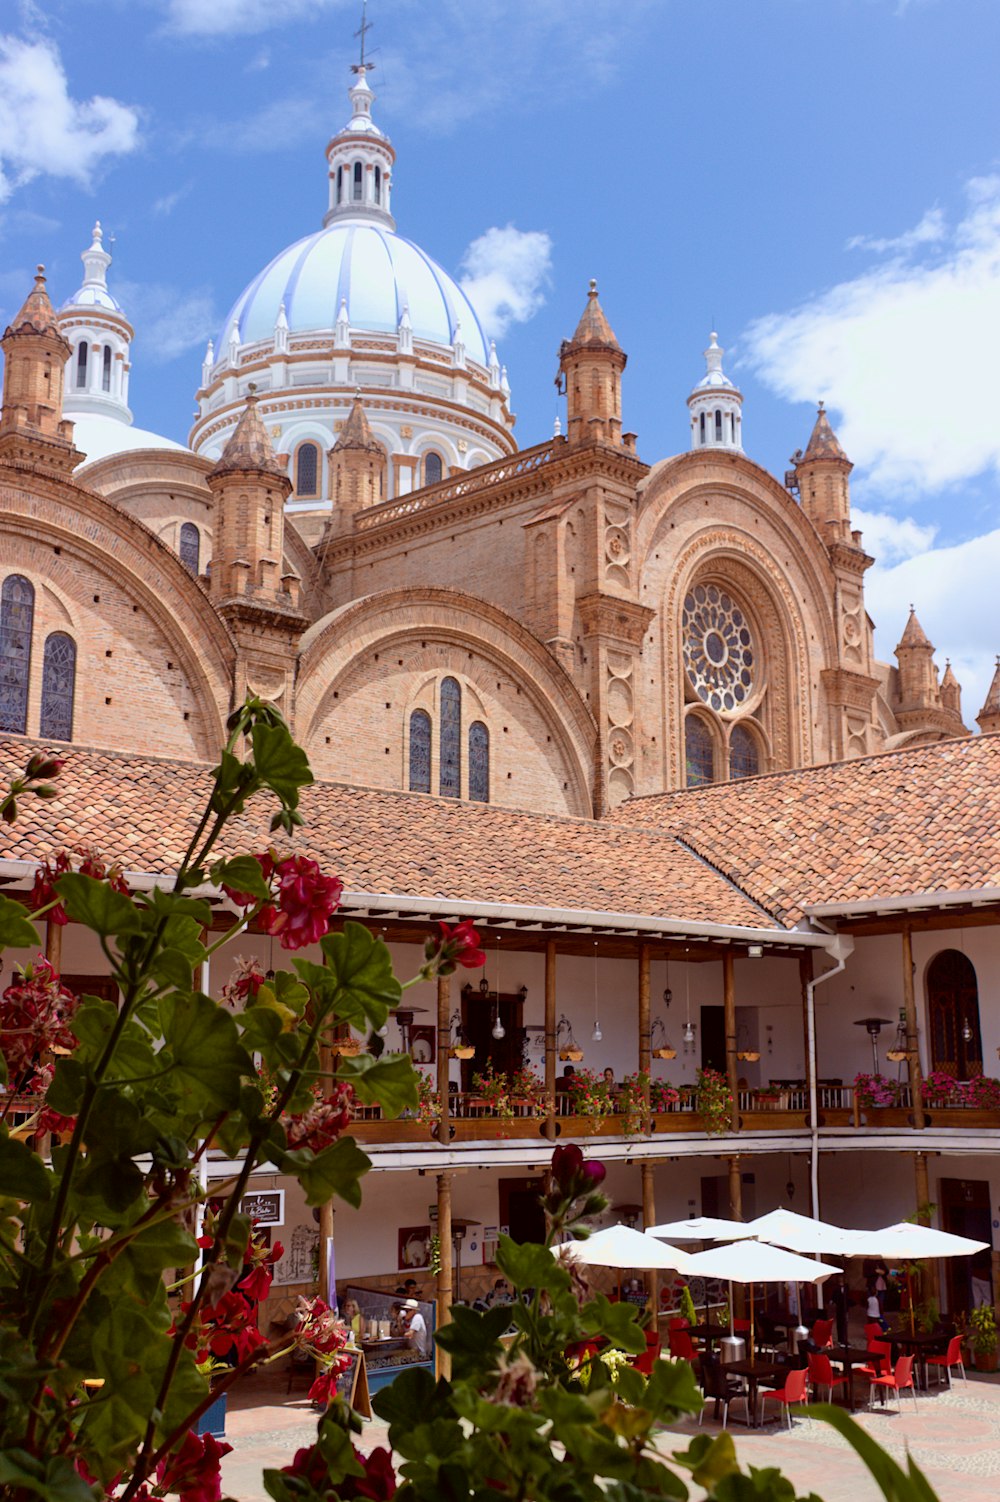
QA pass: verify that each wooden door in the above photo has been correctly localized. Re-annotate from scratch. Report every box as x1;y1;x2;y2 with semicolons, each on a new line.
927;950;982;1079
460;986;525;1087
940;1177;992;1314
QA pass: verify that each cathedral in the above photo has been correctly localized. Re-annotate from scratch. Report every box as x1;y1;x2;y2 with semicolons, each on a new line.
1;62;994;802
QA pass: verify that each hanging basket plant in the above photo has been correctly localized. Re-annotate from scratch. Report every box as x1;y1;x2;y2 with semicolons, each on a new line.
737;1050;761;1063
560;1047;584;1063
653;1046;677;1061
336;1037;363;1057
449;1045;475;1060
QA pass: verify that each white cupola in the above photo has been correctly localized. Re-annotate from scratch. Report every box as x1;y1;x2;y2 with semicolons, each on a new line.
687;330;743;453
58;221;134;424
323;64;396;230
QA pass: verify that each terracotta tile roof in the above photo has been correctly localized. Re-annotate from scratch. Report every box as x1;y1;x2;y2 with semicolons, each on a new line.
567;281;621;351
211;392;286;479
800;404;849;464
333;397;383;455
4;268;63;340
0;739;777;932
611;734;1000;924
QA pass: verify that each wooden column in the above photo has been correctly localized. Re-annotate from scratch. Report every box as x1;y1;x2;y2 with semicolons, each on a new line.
638;943;652;1127
901;924;926;1129
436;1170;453;1380
437;973;451;1141
728;1155;743;1221
723;951;738;1108
544;941;557;1139
914;1152;931;1224
799;951;814;1078
318;1036;335;1304
641;1161;658;1315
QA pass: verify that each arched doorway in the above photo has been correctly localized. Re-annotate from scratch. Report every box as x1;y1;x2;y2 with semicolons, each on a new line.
927;950;982;1079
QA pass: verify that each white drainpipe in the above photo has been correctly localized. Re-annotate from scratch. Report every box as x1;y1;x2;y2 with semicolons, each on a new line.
806;933;854;1217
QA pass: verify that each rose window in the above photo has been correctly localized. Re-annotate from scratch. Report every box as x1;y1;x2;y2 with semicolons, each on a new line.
682;585;755;712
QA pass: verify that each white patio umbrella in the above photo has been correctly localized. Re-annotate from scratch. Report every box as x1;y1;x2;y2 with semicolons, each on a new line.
849;1222;989;1332
554;1223;694;1273
740;1207;861;1256
647;1216;755;1242
685;1239;839;1354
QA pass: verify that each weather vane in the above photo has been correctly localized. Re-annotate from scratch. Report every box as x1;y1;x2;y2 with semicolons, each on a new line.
352;0;373;74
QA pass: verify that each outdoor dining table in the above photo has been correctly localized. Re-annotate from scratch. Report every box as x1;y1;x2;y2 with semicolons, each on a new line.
889;1329;948;1388
825;1345;878;1411
722;1359;783;1427
682;1324;732;1351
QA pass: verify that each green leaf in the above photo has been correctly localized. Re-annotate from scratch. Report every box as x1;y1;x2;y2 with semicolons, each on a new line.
55;874;140;938
251;720;314;809
336;1053;419;1118
279;1135;371;1208
74;1157;144;1215
0;1137;52;1203
145;887;213;927
434;1303;511;1379
580;1293;646;1354
371;1363;439;1428
496;1234;569;1297
0;895;40;951
160;992;252;1110
316;922;402;1028
0;1450;97;1502
150;946;200;991
210;854;271;900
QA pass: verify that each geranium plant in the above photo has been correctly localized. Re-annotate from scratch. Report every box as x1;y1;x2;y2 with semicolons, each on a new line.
567;1068;615;1127
695;1068;733;1135
854;1072;899;1108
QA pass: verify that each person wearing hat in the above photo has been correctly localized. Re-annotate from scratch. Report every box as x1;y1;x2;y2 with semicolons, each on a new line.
403;1297;430;1359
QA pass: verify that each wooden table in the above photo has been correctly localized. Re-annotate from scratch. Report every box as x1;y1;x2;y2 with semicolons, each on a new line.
684;1323;733;1350
724;1359;783;1427
890;1330;948;1389
826;1346;877;1411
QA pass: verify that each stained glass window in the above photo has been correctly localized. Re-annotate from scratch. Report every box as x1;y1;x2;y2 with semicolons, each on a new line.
682;584;755;713
296;443;319;496
409;709;431;793
439;677;461;798
729;724;759;780
684;715;714;788
40;633;76;742
468;721;489;803
424;452;443;486
179;522;200;574
0;575;34;734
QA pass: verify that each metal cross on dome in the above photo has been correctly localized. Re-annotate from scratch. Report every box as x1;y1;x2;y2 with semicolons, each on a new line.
352;0;374;74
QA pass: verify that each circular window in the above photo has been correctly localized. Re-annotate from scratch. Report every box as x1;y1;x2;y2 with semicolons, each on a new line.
682;586;756;711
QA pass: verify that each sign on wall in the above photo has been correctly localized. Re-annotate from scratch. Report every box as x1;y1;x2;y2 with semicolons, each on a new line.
240;1189;285;1227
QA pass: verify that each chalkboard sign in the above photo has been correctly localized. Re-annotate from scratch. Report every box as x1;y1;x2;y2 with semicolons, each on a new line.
239;1190;284;1227
332;1349;371;1418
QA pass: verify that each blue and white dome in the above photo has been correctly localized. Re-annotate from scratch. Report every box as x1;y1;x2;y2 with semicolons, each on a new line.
219;223;490;365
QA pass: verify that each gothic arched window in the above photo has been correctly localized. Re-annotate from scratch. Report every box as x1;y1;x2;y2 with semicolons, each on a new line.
423;451;443;487
102;345;112;392
353;161;363;201
729;724;759;780
468;721;489;803
374;165;382;203
699;412;705;443
76;343;88;389
684;715;714;788
295;443;319;497
179;522;200;574
336;166;344;203
715;409;723;441
39;633;76;742
439;677;461;798
928;949;982;1080
0;575;34;734
408;709;431;793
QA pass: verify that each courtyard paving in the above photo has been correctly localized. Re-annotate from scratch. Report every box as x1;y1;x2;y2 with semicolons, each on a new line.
220;1366;1000;1502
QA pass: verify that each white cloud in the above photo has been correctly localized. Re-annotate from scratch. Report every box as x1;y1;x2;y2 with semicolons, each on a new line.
845;206;946;256
864;524;1000;724
743;176;1000;498
0;35;140;203
151;185;191;217
458;226;552;340
163;0;340;36
852;506;938;566
116;279;218;363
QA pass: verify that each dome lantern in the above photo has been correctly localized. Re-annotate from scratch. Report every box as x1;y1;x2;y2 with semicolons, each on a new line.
687;330;743;453
58;221;134;426
323;63;396;231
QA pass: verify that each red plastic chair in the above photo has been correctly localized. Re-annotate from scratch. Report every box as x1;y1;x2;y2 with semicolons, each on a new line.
631;1331;662;1375
758;1365;809;1428
864;1321;885;1342
809;1318;834;1348
869;1355;917;1412
668;1329;698;1361
925;1335;967;1387
859;1339;892;1380
808;1351;848;1402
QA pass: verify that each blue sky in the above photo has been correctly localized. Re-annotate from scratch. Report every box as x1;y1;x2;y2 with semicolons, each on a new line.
2;0;999;715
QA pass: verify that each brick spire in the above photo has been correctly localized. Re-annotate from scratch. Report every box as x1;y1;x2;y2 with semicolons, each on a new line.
557;280;627;447
568;279;621;351
333;394;384;454
977;658;1000;735
211;388;286;479
801;402;849;463
0;265;81;475
896;606;933;652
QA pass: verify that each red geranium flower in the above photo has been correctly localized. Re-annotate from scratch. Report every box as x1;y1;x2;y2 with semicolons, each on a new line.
285;1084;355;1153
157;1429;232;1502
422;919;485;978
30;846;128;925
264;855;343;950
0;957;78;1078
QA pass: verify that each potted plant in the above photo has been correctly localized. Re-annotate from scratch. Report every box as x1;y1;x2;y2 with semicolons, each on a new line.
969;1305;999;1371
921;1071;960;1107
695;1068;733;1135
509;1064;551;1121
414;1072;441;1127
853;1072;899;1109
472;1062;517;1133
568;1068;615;1132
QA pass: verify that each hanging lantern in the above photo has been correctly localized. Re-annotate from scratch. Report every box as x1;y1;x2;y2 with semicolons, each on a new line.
557;1013;583;1062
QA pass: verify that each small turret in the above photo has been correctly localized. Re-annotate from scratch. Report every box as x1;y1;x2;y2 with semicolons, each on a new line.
894;607;938;710
323;63;396;231
940;661;962;717
557;279;626;447
792;403;853;545
978;658;1000;735
58;221;134;426
207;388;294;605
0;266;82;474
328;395;386;524
687;331;743;452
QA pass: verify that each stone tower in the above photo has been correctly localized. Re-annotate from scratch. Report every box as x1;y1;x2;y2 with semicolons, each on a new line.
557;280;627;448
58;222;134;424
687;331;743;452
328;395;387;526
978;659;1000;735
0;267;82;475
793;404;852;545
